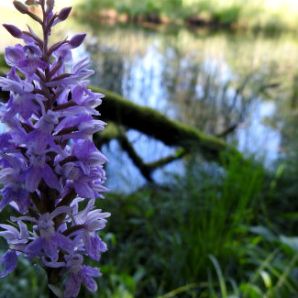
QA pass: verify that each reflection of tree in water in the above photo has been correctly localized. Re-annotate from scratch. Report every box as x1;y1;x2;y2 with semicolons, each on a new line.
88;28;272;142
90;48;124;94
276;73;298;165
90;36;248;138
160;42;256;137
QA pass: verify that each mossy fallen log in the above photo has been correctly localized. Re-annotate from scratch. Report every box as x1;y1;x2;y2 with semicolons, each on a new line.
92;87;240;160
96;123;187;181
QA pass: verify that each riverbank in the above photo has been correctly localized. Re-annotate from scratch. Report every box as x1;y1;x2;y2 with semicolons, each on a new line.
76;0;298;33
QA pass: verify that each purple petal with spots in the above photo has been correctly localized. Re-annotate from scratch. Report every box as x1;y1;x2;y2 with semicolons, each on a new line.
82;266;101;277
74;182;95;200
44;237;58;261
82;275;98;293
64;274;81;298
25;167;41;192
55;233;73;253
25;237;44;258
84;234;107;261
0;250;17;278
43;164;61;191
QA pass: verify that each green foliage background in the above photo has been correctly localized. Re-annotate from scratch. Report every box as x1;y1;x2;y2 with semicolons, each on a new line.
2;152;298;297
78;0;298;31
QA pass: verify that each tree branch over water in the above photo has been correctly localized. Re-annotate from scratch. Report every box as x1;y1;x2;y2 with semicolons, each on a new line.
93;87;241;161
96;123;188;181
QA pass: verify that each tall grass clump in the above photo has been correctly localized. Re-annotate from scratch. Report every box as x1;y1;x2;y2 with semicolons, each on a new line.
91;153;264;296
167;153;264;283
201;224;298;297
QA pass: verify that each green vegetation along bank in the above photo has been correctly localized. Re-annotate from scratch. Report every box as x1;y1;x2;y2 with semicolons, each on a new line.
76;0;298;32
1;152;298;297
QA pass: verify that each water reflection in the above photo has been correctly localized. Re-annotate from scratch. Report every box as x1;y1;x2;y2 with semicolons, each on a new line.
82;26;298;190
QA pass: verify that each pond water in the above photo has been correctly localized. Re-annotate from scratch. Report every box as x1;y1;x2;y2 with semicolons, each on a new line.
2;19;298;192
76;25;298;191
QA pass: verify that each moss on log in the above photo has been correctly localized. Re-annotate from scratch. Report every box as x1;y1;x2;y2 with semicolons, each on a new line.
92;87;240;160
96;123;188;181
95;122;121;146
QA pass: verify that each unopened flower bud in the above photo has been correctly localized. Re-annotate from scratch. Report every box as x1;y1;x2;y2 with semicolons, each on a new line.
3;24;22;38
46;0;54;11
13;1;29;14
58;7;72;21
25;0;38;5
69;34;86;48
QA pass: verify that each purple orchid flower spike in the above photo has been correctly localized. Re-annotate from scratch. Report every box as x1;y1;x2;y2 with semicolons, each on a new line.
0;1;109;297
